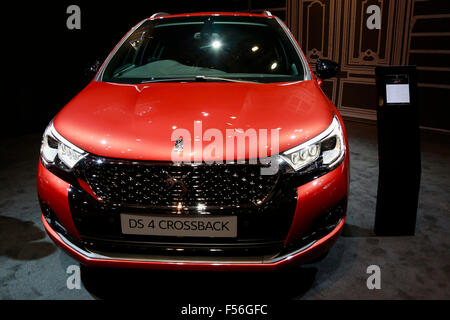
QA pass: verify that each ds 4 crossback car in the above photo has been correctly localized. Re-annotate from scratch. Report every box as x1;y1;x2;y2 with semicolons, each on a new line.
38;12;349;271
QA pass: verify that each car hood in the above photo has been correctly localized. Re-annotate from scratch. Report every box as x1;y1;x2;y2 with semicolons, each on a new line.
54;80;335;161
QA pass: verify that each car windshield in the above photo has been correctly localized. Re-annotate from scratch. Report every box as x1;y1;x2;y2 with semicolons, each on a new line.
101;15;307;84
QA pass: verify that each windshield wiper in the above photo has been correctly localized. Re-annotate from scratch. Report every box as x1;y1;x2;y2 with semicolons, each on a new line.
193;76;259;83
140;76;259;84
140;77;196;84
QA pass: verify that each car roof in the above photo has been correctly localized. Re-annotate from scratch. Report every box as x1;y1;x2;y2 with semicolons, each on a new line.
147;12;275;21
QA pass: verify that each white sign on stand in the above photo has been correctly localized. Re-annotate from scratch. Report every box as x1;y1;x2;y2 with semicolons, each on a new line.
386;84;410;104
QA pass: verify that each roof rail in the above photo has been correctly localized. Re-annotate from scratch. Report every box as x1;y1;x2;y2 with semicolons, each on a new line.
262;10;273;17
150;12;170;19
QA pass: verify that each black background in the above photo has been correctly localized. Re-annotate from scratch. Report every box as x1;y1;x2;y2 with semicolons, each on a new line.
3;0;258;137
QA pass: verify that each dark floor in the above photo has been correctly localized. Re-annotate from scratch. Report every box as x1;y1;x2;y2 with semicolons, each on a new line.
0;120;449;300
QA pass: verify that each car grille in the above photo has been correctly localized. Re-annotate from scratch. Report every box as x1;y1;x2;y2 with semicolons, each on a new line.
81;158;280;209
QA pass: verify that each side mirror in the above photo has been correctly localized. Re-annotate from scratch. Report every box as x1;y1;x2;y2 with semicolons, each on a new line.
316;59;340;80
84;60;102;78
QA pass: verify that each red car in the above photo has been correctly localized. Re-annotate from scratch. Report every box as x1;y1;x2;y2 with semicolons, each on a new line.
38;12;349;271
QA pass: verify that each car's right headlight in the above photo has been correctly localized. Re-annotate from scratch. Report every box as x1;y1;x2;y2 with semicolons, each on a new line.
40;121;87;171
281;116;346;172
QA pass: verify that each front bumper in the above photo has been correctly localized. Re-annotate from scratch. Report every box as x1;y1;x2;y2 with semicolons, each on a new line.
42;213;345;271
38;151;349;271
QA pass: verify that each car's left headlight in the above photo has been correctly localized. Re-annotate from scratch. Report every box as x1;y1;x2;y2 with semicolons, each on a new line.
281;116;346;172
40;121;87;171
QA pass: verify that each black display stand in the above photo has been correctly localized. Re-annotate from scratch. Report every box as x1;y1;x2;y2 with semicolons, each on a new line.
375;66;421;236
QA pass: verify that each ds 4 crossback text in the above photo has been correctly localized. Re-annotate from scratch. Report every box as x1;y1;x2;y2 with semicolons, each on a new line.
37;12;349;271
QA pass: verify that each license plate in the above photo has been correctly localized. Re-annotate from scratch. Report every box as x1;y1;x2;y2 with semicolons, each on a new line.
120;214;237;238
